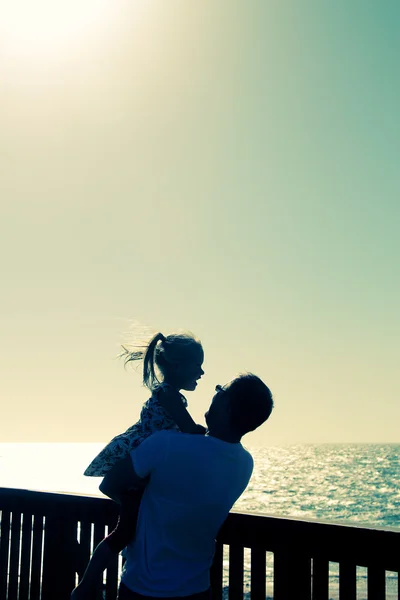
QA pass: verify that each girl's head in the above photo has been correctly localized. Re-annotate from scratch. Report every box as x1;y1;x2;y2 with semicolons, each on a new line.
122;332;204;392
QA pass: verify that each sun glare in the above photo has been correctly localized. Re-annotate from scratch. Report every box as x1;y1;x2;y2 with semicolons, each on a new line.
0;0;117;62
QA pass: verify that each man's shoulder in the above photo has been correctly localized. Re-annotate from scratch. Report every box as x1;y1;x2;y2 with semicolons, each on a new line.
240;444;253;461
154;429;181;439
133;430;178;454
240;445;254;470
144;429;180;444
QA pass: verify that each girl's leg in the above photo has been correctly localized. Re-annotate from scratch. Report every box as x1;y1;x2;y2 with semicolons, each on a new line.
71;538;113;599
71;489;144;597
105;489;143;552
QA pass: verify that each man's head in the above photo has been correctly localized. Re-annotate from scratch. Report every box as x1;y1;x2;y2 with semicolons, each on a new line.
205;373;273;441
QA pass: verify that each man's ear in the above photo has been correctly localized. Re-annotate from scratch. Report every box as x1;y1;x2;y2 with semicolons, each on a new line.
225;397;235;425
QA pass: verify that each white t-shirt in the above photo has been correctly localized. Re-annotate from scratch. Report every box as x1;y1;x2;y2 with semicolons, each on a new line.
121;430;253;597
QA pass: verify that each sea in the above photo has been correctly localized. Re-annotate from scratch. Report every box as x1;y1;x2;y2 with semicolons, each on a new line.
1;443;399;599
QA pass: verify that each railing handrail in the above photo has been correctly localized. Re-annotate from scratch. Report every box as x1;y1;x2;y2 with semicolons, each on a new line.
1;486;399;531
1;486;399;568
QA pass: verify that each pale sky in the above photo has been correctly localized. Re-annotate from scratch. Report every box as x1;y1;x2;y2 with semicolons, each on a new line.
1;1;399;444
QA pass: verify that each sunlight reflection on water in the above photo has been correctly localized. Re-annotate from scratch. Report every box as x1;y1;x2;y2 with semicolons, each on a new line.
1;443;399;528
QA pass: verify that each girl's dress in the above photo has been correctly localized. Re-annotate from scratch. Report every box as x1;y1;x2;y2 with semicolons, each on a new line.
84;384;187;477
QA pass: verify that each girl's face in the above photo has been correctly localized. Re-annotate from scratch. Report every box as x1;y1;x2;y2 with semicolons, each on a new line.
175;344;205;391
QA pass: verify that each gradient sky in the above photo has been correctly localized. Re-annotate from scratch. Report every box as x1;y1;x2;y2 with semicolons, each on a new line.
1;1;399;445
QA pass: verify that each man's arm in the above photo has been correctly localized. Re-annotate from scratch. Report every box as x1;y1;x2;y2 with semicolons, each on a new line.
99;455;144;503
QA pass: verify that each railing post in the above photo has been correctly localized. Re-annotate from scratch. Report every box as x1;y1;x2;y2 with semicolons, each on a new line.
250;548;266;600
229;544;244;600
19;513;33;600
274;546;311;600
312;556;330;600
210;542;224;600
41;514;78;600
367;565;386;600
30;514;45;600
339;561;357;600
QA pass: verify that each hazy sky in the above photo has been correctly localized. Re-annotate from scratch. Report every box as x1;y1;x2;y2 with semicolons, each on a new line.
1;1;399;445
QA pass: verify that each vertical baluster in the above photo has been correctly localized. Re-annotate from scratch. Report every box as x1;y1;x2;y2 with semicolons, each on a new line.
93;521;107;600
274;547;311;600
274;548;289;600
105;552;119;600
339;562;357;600
312;556;329;600
250;548;265;600
42;513;78;600
93;522;106;548
294;555;312;599
65;517;80;596
30;514;44;600
210;542;223;600
229;544;244;600
0;510;11;600
41;513;59;600
19;513;33;600
367;565;386;600
78;520;92;580
8;511;21;600
104;513;120;600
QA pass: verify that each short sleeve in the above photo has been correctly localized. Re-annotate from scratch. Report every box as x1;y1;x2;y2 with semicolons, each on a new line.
239;450;254;494
130;431;170;479
246;453;254;479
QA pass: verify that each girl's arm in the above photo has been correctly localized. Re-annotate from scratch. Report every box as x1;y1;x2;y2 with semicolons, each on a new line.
158;387;204;434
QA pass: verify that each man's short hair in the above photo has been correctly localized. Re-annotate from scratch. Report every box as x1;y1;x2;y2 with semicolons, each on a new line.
228;373;273;436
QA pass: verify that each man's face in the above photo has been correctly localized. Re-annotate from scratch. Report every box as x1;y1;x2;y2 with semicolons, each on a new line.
205;384;230;430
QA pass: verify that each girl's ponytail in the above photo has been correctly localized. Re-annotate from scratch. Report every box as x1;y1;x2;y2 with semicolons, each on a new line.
142;332;165;389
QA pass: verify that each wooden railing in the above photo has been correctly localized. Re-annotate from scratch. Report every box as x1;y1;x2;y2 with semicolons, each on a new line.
0;487;399;600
